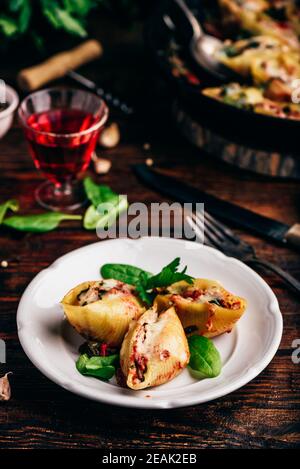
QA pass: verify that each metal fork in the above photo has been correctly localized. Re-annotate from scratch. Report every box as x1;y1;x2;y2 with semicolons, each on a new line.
187;211;300;295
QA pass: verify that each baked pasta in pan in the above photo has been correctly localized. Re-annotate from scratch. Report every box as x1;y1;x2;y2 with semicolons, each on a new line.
218;0;300;48
200;1;300;119
203;82;300;119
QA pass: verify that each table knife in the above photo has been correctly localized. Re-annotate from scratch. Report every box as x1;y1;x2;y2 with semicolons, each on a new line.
133;164;300;248
67;70;134;115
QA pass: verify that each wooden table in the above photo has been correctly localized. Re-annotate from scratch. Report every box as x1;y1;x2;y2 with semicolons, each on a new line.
0;18;299;450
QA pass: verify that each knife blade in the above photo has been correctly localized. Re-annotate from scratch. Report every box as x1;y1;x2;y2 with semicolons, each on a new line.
133;164;300;248
67;70;134;115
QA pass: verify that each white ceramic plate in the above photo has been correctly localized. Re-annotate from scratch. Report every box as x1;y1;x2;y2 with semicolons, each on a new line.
17;237;282;409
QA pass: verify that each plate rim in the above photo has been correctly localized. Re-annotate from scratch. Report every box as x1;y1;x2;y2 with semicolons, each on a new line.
17;237;283;409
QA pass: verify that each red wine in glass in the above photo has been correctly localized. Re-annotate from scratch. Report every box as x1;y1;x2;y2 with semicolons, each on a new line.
25;108;100;185
19;88;108;211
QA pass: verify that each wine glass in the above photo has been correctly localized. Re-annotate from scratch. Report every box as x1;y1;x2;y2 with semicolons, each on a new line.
19;87;108;211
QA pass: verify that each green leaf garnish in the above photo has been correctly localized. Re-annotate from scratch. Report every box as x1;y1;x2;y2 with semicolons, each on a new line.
76;353;117;381
101;258;193;305
146;257;193;289
100;264;152;287
0;199;19;224
83;177;128;230
3;212;82;232
188;335;222;379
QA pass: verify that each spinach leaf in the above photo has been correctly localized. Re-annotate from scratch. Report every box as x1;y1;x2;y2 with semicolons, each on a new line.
83;177;128;230
83;176;119;207
0;199;19;224
188;335;222;379
85;354;119;369
83;366;115;380
3;212;82;232
100;263;151;286
76;353;116;381
83;196;128;230
76;353;89;373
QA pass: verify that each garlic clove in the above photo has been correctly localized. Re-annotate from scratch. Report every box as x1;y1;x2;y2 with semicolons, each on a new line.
0;372;12;401
93;157;112;175
99;122;120;148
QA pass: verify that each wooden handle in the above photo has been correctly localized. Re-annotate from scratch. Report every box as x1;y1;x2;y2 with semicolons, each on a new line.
18;40;103;91
285;223;300;248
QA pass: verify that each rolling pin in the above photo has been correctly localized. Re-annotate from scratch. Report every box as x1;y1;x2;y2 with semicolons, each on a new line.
18;40;103;91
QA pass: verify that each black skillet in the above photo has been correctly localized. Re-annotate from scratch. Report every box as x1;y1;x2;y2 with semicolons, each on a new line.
144;0;300;155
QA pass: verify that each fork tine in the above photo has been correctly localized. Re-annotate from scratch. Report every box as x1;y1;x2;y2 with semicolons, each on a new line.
186;215;215;249
192;212;225;244
191;212;223;248
205;211;240;243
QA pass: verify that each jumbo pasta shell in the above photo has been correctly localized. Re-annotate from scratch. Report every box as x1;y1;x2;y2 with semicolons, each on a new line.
155;279;246;338
61;280;145;347
120;307;190;390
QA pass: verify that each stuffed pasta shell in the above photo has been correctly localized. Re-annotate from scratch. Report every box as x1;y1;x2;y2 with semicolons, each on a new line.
218;0;300;48
61;279;145;347
120;307;190;390
155;279;246;338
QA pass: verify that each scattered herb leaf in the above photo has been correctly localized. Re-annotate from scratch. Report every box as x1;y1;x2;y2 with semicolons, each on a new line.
83;177;128;230
0;199;19;224
3;212;82;232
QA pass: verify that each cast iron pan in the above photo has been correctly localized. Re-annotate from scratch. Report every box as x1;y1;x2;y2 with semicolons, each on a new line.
145;0;300;155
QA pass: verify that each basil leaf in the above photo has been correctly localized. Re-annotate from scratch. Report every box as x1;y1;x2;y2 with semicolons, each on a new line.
83;196;128;230
3;212;82;232
146;257;193;289
188;335;222;379
83;176;119;207
0;199;19;224
101;263;151;286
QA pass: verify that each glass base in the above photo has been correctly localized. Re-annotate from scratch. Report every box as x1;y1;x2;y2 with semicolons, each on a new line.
35;180;87;212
